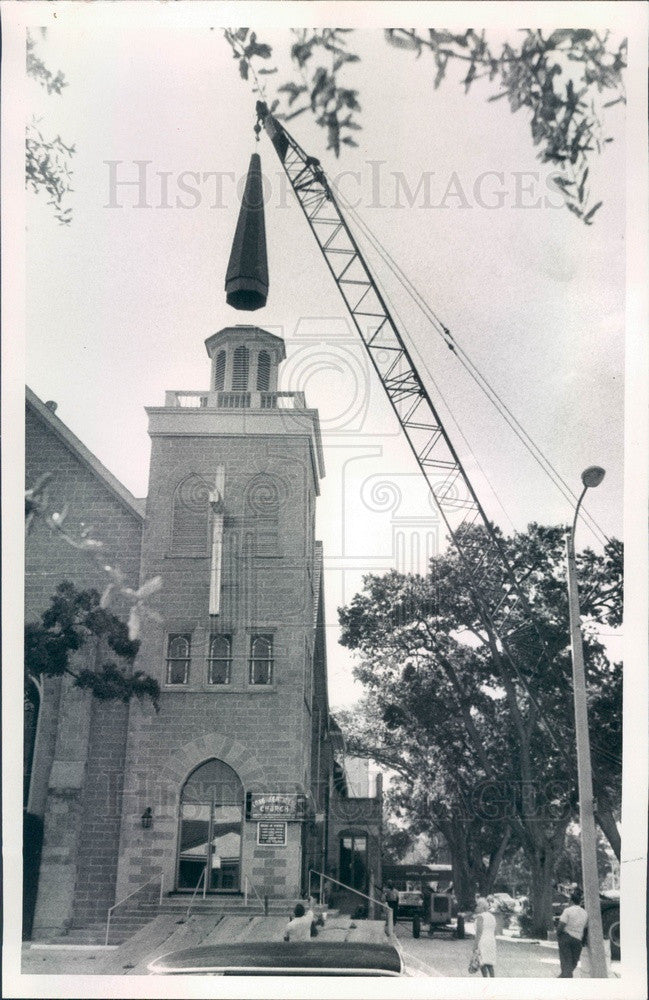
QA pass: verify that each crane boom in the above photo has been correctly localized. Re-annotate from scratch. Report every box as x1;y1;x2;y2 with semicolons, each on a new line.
256;101;557;705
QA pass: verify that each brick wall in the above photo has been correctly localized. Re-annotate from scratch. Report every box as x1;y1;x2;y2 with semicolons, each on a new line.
26;398;144;936
115;420;320;901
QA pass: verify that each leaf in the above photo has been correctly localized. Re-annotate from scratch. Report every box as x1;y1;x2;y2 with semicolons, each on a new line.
134;576;162;600
239;59;249;81
341;136;359;147
547;29;576;47
235;27;249;41
283;105;309;121
577;167;589;204
583;201;602;224
487;90;509;102
278;82;307;106
257;67;277;75
384;29;421;51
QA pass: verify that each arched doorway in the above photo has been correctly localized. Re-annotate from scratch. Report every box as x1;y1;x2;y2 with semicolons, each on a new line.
177;759;244;892
339;831;368;893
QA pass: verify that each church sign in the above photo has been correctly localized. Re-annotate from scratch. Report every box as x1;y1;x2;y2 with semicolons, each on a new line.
257;821;287;847
247;792;307;821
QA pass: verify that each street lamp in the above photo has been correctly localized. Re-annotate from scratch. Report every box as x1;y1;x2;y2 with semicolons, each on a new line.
565;465;608;978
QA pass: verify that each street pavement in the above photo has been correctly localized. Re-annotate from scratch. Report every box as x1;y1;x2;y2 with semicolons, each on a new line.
19;917;620;980
395;920;620;979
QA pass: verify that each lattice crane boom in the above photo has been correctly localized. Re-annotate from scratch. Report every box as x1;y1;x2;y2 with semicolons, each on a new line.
255;100;555;698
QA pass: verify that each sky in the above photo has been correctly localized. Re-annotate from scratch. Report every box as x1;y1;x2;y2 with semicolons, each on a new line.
21;12;628;707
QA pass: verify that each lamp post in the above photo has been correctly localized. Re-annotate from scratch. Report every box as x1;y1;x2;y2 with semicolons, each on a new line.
565;465;608;978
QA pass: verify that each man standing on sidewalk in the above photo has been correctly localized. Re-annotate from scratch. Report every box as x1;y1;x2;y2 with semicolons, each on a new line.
557;888;588;978
383;883;399;923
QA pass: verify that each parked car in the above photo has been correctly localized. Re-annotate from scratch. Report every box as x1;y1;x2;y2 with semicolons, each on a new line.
550;889;620;959
395;888;424;918
599;891;620;961
411;889;465;940
148;941;405;976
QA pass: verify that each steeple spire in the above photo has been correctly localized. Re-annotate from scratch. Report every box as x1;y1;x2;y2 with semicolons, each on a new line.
225;153;269;311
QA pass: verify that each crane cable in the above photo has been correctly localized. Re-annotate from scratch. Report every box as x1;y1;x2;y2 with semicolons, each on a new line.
369;255;517;533
331;189;622;770
336;188;611;550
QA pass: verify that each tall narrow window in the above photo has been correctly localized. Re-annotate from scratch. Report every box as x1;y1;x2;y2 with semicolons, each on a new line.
214;350;226;391
166;634;191;685
232;345;249;391
249;634;273;685
256;350;271;391
208;634;232;685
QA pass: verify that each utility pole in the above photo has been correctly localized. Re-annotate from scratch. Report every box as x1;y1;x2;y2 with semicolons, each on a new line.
565;466;608;978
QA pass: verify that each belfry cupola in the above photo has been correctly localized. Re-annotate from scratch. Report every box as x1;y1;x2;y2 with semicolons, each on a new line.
205;325;285;395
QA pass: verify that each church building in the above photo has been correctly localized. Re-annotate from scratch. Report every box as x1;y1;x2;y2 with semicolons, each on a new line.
24;324;382;940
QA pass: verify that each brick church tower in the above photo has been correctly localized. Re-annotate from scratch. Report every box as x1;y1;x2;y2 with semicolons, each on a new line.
26;324;382;940
113;324;326;902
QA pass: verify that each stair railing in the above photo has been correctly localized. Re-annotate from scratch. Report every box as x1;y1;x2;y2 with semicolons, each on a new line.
308;868;393;936
185;865;207;920
244;875;268;914
105;870;164;946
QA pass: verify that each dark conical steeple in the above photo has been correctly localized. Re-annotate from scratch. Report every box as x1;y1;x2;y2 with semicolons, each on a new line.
225;153;269;311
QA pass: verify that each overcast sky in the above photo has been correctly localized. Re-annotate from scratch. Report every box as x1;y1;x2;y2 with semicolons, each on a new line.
22;12;628;705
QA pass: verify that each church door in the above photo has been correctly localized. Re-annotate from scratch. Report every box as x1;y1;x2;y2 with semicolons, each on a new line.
339;832;368;893
177;759;244;893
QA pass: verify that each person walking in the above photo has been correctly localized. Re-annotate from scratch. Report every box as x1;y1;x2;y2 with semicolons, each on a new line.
472;896;497;977
283;902;316;942
383;882;399;923
557;888;588;978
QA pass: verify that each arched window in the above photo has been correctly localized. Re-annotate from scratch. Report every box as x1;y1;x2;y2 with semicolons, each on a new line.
249;634;273;685
182;758;244;805
232;345;249;391
171;474;210;554
214;350;226;391
208;634;232;685
256;350;271;391
178;759;244;892
166;634;191;684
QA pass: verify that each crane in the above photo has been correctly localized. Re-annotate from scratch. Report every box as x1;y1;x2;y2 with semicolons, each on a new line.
253;99;562;727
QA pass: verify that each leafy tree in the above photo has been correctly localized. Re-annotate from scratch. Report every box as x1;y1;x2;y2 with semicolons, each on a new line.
26;28;74;224
26;581;160;709
25;474;161;707
224;26;625;224
336;694;516;911
381;817;418;866
337;523;622;935
554;826;612;888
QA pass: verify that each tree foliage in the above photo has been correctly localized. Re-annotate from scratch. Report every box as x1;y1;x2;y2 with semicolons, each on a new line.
26;582;160;709
337;522;622;933
26;29;74;224
224;26;625;223
25;474;161;708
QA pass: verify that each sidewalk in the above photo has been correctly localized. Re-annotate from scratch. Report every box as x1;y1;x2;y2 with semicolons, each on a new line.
395;921;621;979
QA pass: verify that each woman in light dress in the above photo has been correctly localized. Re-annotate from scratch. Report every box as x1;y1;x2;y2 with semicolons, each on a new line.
473;896;497;977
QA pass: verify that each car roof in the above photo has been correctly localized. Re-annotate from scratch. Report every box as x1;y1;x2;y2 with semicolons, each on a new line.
148;940;403;976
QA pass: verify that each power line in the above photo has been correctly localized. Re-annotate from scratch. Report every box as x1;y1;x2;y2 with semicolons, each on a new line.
336;189;611;549
333;192;622;771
